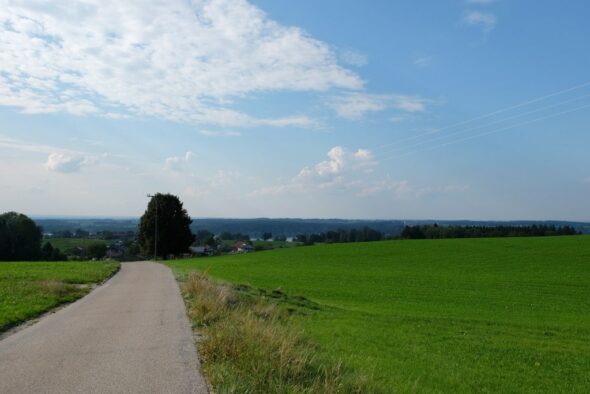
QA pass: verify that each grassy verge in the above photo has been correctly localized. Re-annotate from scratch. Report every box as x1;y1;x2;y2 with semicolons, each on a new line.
0;261;120;332
181;272;373;393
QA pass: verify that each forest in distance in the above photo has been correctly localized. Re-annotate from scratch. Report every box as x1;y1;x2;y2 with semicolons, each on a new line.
34;217;590;238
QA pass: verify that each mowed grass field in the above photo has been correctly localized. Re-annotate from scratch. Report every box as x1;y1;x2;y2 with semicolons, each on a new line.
169;236;590;393
0;261;119;332
43;237;107;250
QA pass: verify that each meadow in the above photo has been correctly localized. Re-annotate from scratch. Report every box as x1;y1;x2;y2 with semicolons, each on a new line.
0;261;120;332
43;237;107;250
169;235;590;393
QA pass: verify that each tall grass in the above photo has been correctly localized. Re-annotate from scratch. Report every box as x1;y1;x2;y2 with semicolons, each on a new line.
183;272;371;394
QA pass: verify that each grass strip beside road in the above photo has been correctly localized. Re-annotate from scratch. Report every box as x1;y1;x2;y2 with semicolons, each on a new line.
180;272;372;393
0;261;120;333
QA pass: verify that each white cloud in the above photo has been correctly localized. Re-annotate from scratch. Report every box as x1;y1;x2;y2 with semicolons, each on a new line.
391;95;430;112
413;55;433;68
327;93;431;120
326;94;389;120
297;146;376;180
198;129;242;137
358;179;412;197
465;0;496;4
339;48;368;67
0;0;362;127
358;181;470;198
164;151;196;171
45;153;93;173
462;11;497;32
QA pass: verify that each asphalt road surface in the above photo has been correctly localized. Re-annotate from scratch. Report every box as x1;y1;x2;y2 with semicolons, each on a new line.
0;262;208;394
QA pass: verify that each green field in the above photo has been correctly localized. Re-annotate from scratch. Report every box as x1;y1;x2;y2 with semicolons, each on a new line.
43;237;107;250
168;236;590;393
0;261;120;332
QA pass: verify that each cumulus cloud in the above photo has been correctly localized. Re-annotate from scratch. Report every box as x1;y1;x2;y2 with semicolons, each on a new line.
45;153;93;173
0;0;362;127
327;93;431;120
462;11;497;32
297;146;376;180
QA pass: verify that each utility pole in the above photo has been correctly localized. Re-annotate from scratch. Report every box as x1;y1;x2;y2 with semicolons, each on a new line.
147;194;158;260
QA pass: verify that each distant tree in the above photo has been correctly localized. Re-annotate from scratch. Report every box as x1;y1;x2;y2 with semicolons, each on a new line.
41;241;54;260
262;232;273;241
100;230;115;240
74;229;89;238
219;231;233;241
0;212;42;261
50;247;67;261
195;230;214;244
57;230;73;238
138;193;195;259
87;242;107;259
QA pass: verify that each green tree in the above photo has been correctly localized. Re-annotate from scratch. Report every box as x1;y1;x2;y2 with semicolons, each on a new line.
86;242;107;259
41;241;54;260
138;193;195;259
262;232;273;241
0;212;42;261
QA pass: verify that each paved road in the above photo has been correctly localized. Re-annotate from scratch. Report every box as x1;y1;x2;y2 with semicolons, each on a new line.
0;262;208;394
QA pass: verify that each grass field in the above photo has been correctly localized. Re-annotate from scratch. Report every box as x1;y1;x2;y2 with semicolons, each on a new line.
0;261;120;332
168;235;590;393
43;237;107;250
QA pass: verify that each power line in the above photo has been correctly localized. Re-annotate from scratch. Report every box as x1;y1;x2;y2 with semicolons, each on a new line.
378;102;590;162
378;93;590;157
372;80;590;152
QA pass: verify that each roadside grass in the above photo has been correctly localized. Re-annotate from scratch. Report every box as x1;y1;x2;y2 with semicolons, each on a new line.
0;261;120;332
168;235;590;393
182;272;371;393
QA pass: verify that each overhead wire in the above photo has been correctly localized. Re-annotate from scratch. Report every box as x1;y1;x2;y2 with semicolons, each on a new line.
372;80;590;152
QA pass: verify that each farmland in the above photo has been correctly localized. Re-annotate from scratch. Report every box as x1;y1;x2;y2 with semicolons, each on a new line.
168;235;590;392
0;261;120;332
43;237;107;251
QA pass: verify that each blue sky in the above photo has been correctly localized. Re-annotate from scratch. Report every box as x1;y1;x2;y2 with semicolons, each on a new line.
1;0;589;220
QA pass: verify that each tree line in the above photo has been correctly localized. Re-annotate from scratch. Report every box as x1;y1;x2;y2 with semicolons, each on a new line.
294;227;386;245
399;224;579;239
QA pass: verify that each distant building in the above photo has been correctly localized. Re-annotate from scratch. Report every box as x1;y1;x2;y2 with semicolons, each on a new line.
189;246;215;257
233;241;254;253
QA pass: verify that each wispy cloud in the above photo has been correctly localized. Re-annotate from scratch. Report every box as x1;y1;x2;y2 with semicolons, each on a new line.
462;11;497;32
0;135;78;155
164;151;196;172
465;0;496;4
339;48;368;67
413;55;433;68
198;130;242;137
327;93;431;120
0;0;362;127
